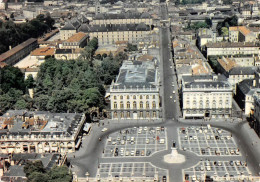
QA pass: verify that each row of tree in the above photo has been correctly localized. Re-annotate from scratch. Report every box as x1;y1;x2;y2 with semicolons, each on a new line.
216;15;238;35
186;18;212;30
0;38;127;114
0;14;55;54
24;160;72;182
0;66;34;115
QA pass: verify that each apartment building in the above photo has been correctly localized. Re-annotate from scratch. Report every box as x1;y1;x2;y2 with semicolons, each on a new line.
227;67;257;92
253;95;260;136
78;23;151;45
0;38;38;65
107;60;160;119
206;42;260;58
60;20;81;40
54;48;83;60
0;110;86;154
30;47;55;64
229;26;257;43
182;75;233;119
92;12;153;25
62;32;89;49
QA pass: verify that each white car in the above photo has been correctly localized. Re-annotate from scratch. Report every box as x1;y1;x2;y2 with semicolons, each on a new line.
101;128;108;132
159;139;165;144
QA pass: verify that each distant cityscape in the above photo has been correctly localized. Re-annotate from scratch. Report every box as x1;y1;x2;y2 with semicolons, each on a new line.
0;0;260;181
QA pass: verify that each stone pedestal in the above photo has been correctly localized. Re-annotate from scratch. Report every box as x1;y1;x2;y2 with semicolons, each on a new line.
164;147;185;163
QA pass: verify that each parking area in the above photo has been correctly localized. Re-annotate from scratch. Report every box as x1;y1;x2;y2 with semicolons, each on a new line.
96;162;168;179
178;125;240;156
103;126;167;158
183;160;251;181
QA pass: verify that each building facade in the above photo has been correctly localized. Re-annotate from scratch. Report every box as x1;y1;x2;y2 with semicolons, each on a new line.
0;38;38;66
206;42;260;58
54;48;83;60
107;60;160;119
79;23;151;45
229;26;256;43
91;12;153;25
62;32;89;49
253;96;260;137
0;110;86;154
182;75;233;119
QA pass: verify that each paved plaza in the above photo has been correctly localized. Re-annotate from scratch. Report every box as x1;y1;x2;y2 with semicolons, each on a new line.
184;160;251;181
103;126;167;158
178;126;240;156
96;162;168;179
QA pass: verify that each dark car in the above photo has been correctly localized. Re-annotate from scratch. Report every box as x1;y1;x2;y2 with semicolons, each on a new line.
184;174;189;180
162;176;167;182
136;150;140;156
146;150;151;156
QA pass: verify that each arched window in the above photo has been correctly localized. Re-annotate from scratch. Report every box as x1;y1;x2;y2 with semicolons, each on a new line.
114;112;117;118
120;112;124;118
120;101;124;109
114;96;117;100
140;112;143;118
146;101;149;109
146;95;149;99
133;101;137;109
146;112;150;118
127;95;130;99
133;95;136;99
127;101;130;109
152;101;156;109
153;95;155;99
127;112;130;118
114;102;117;109
140;95;143;99
120;96;123;99
140;101;143;109
153;111;156;118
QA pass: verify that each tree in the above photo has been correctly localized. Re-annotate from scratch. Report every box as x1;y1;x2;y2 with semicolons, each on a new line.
0;66;25;93
221;27;229;36
24;161;45;177
205;18;212;27
0;16;55;54
127;43;138;52
87;37;98;50
80;46;94;64
49;166;72;182
216;15;238;35
25;74;35;89
24;161;72;182
27;172;49;182
14;99;28;110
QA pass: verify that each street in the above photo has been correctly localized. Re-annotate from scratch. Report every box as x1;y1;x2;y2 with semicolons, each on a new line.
68;3;260;182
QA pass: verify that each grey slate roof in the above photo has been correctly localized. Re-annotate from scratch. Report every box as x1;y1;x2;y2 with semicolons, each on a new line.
185;81;230;89
56;49;74;54
61;19;81;30
0;110;83;137
93;12;151;20
79;23;150;33
237;79;254;95
112;60;157;89
229;67;257;75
